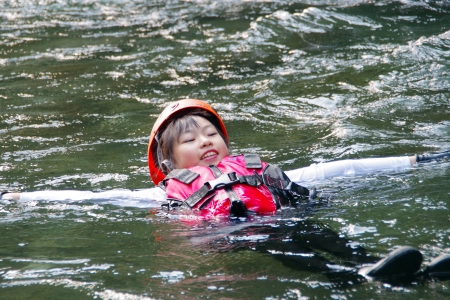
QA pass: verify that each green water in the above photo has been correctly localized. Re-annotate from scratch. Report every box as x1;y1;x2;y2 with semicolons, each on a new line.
1;0;450;299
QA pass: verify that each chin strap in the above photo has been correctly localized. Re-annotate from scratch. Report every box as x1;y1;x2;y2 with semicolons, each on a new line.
416;150;450;163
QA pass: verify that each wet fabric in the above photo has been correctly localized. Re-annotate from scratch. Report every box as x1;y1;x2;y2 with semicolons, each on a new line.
163;154;278;219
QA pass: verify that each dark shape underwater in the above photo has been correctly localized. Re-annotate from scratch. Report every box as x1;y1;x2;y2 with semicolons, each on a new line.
193;218;450;288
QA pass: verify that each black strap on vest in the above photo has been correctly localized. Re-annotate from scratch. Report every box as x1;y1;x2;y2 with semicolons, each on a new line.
208;165;247;217
164;168;199;184
243;153;262;168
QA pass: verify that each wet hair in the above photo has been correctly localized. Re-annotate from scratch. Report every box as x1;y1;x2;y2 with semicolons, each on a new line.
154;109;228;174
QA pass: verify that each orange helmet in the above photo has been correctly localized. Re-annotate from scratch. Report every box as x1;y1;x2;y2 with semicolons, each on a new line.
148;99;228;185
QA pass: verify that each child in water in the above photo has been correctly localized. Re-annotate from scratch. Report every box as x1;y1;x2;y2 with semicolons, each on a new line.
147;98;450;282
2;98;450;282
2;99;426;206
146;99;430;219
144;99;450;282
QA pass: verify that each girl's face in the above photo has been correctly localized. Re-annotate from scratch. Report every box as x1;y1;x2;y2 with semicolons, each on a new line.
172;116;229;169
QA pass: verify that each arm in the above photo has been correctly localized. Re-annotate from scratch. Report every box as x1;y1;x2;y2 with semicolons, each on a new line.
285;155;415;184
1;188;167;208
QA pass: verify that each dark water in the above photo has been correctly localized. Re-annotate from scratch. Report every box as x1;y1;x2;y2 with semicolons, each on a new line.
1;0;450;299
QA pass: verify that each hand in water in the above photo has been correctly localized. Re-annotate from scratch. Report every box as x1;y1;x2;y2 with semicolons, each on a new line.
416;151;450;163
0;192;20;200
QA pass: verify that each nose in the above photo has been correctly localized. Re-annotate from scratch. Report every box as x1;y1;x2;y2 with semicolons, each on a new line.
199;134;212;148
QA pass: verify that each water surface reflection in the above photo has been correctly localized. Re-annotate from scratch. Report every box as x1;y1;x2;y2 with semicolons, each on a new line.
1;0;450;299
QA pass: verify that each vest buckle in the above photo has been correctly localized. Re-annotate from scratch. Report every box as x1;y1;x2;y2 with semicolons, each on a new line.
205;172;239;191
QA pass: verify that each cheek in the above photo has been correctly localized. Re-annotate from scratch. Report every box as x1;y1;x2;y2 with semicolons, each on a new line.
172;145;184;162
220;140;229;153
173;144;196;167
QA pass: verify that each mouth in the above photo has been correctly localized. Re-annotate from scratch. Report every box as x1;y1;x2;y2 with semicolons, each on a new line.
201;150;218;161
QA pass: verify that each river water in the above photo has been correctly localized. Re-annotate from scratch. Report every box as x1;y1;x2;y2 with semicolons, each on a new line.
1;0;450;299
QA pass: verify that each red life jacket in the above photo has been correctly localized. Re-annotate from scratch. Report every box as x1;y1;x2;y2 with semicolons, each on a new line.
160;154;310;220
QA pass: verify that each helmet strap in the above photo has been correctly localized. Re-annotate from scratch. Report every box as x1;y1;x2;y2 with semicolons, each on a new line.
161;159;174;174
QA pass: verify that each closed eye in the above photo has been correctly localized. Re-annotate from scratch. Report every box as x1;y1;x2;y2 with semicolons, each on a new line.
182;138;195;143
179;132;195;144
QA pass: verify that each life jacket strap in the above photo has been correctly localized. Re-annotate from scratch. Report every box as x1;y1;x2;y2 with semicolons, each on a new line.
206;165;248;217
244;153;262;168
182;172;263;208
205;172;239;190
163;168;199;184
184;172;238;208
184;184;212;208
